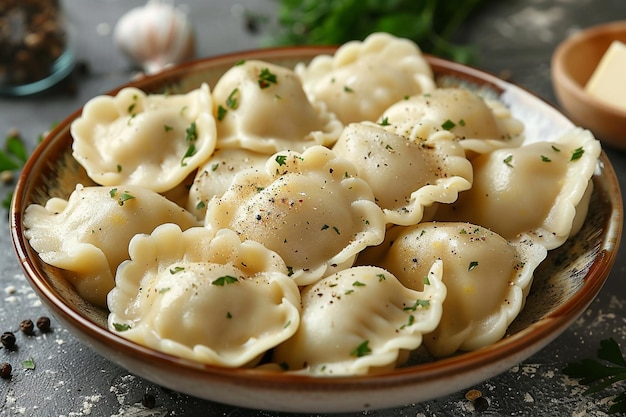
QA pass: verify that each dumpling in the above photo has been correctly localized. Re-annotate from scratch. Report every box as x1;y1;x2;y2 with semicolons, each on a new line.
187;148;268;220
212;60;343;154
358;222;547;358
71;84;217;193
379;88;525;155
296;32;435;124
272;264;446;375
332;120;473;226
205;145;386;286
23;184;200;307
108;224;300;367
434;128;601;250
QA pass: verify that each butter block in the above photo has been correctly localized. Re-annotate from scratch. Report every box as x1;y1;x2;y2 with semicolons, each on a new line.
584;40;626;113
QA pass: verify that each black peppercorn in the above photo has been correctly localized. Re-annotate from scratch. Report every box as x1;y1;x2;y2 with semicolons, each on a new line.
0;362;11;379
0;332;16;349
36;316;51;333
20;319;34;335
142;393;156;409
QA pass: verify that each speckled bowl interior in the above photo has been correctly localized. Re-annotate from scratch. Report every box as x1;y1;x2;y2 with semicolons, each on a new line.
10;47;623;413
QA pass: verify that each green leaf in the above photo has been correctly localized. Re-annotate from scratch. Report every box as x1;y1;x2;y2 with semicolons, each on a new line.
6;135;29;163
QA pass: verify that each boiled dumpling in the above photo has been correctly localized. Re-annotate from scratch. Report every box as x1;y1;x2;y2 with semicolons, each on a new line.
379;88;525;155
187;148;268;220
23;184;199;307
358;222;547;358
204;145;386;286
435;128;601;250
332;120;473;226
272;264;446;375
108;224;300;367
296;32;435;124
71;84;217;193
213;60;343;154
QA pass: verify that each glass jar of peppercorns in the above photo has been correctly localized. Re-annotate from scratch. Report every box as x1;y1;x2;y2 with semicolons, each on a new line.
0;0;74;95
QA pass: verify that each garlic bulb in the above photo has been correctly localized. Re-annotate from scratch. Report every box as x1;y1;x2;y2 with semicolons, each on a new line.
114;0;195;74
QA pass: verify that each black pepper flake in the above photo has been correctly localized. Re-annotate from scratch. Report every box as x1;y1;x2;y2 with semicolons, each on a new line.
36;316;51;333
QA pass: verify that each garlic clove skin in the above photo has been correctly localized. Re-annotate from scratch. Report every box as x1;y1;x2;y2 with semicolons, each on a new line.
114;0;195;74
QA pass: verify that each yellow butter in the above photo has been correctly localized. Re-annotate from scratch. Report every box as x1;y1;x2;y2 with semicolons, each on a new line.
584;40;626;112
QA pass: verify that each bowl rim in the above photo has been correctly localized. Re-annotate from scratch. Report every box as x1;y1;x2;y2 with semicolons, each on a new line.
551;20;626;119
8;45;624;401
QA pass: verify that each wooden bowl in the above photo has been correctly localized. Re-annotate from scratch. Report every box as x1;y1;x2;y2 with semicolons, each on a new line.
552;21;626;150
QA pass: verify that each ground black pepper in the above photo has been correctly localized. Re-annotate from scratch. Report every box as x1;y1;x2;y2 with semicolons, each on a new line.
0;0;68;87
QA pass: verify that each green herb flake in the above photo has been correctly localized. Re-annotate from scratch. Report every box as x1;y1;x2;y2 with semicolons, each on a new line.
226;312;233;319
109;188;118;198
116;164;122;173
212;275;239;286
350;340;372;357
352;281;366;287
468;261;479;271
379;117;390;126
541;155;551;162
275;155;288;166
217;105;228;121
226;88;239;109
458;119;466;126
185;121;198;143
377;273;386;282
404;299;430;311
196;201;206;210
258;68;278;88
344;85;354;93
113;323;131;332
117;192;135;206
22;358;35;370
321;224;330;231
503;155;514;167
571;147;585;161
441;119;456;130
164;124;173;132
423;275;431;286
169;266;185;274
158;287;171;294
552;145;561;152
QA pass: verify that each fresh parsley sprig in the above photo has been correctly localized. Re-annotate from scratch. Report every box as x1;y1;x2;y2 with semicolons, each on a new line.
563;338;626;414
1;131;30;210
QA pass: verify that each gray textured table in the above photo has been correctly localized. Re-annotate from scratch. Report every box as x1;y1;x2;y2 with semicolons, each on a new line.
1;1;626;416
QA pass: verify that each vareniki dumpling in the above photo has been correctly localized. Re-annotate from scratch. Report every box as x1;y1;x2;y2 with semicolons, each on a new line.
358;222;547;358
108;225;301;367
23;184;199;307
435;128;601;250
296;32;436;124
332;120;473;226
379;88;525;155
71;84;217;193
205;145;386;286
213;60;343;154
272;264;446;375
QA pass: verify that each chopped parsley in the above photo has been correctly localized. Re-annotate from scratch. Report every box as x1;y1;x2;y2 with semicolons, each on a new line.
181;122;198;166
275;155;288;166
441;119;456;130
113;323;131;332
169;266;185;274
164;124;173;132
350;340;372;357
352;281;366;287
212;275;239;286
22;358;35;370
379;117;390;126
258;68;278;88
468;261;479;271
344;85;354;93
571;147;585;161
226;88;239;109
541;155;551;162
404;299;430;311
503;155;514;167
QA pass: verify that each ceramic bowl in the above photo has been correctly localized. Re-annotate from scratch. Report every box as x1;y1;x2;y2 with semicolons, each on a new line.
552;20;626;150
10;47;623;413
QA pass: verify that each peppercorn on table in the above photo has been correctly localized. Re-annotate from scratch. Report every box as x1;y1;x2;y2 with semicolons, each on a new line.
1;0;626;415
